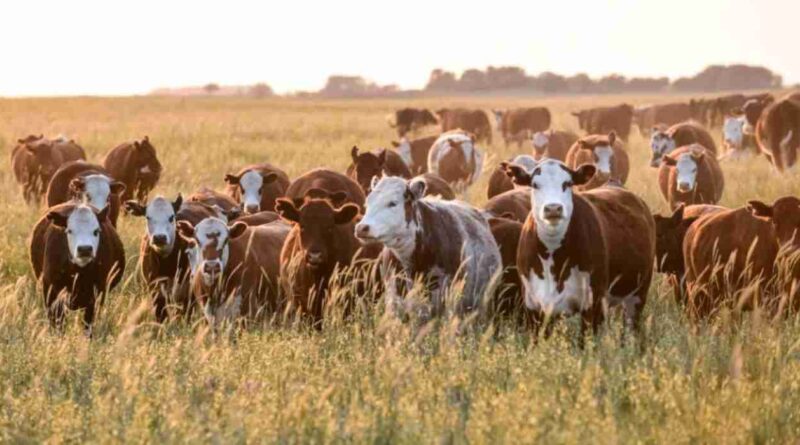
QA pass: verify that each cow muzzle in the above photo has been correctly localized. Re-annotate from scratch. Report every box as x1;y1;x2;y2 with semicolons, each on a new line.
245;204;260;215
542;204;564;224
76;245;94;259
677;182;693;193
306;250;325;268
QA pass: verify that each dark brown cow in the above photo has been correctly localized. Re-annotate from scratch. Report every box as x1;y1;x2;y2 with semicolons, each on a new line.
29;203;125;337
493;107;551;147
741;95;776;132
285;168;365;211
633;103;692;136
414;173;456;200
11;135;86;203
388;108;438;137
755;92;800;171
487;216;525;321
487;155;537;199
649;121;717;167
187;187;240;214
658;145;724;210
427;131;484;190
504;160;655;336
391;135;437;175
483;186;531;223
103;136;162;203
436;108;492;143
571;104;634;141
565;132;629;191
531;129;578;162
224;163;290;214
46;161;125;227
346;146;411;195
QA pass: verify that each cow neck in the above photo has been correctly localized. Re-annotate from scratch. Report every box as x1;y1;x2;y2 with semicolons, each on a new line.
534;198;573;256
385;201;422;271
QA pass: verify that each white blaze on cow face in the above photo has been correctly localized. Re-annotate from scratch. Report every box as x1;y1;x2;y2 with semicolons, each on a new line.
531;132;550;153
239;170;264;213
357;176;417;256
593;145;614;174
145;197;177;255
529;160;575;252
512;155;538;173
81;174;114;211
723;116;744;150
65;205;102;268
188;218;231;286
649;132;675;167
395;137;413;167
674;153;699;192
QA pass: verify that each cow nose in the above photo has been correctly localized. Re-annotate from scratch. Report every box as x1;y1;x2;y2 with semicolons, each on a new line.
355;223;370;238
678;182;692;192
543;204;563;220
245;204;259;214
76;245;93;258
307;250;324;265
204;261;221;276
152;234;168;246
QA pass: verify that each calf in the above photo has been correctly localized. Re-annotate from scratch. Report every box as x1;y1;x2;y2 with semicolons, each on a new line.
483;186;531;223
649;121;717;167
571;104;634;141
11;135;86;203
531;129;578;162
565;132;629;190
46;161;126;227
29;203;125;337
224;163;290;213
493;107;551;147
504;159;655;336
286;168;366;210
388;108;438;137
755;93;800;171
427;130;484;190
103;136;162;203
346;146;412;195
487;155;537;199
658;144;724;210
355;176;501;319
391;135;437;175
436;108;493;143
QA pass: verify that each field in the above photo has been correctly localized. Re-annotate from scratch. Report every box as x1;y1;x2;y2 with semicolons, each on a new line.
1;94;800;443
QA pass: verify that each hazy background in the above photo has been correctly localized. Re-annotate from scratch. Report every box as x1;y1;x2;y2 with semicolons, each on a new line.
1;0;796;96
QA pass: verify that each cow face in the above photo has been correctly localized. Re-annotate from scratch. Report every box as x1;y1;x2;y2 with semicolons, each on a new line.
224;170;279;214
350;146;387;194
134;136;162;177
391;138;413;167
503;160;596;241
649;130;676;167
126;194;183;255
48;204;105;268
663;146;704;193
70;174;126;211
177;218;247;286
276;197;359;270
579;133;616;175
722;116;744;151
531;131;550;156
355;176;423;248
748;197;800;249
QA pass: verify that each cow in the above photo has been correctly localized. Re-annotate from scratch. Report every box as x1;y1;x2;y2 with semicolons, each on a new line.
493;107;551;147
571;104;634;141
103;136;163;203
503;160;656;338
531;129;578;162
483;186;531;223
11;135;86;203
29;203;125;337
228;210;281;226
187;187;240;214
224;163;290;214
487;155;537;199
176;217;290;330
741;95;775;134
391;135;437;175
436;108;493;143
689;98;713;126
355;176;502;321
276;192;372;328
387;108;438;137
346;146;412;195
413;173;456;200
487;216;525;321
649;121;717;167
565;132;629;191
755;93;800;172
720;113;760;160
427;130;484;190
633;103;692;136
285;168;366;211
709;93;773;128
125;195;221;322
45;161;126;227
658;144;725;210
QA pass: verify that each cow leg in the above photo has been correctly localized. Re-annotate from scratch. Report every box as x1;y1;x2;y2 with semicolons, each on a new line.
153;284;168;324
83;303;95;339
43;283;66;331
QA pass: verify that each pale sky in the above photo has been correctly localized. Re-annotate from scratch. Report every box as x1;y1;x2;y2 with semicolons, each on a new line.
1;0;796;96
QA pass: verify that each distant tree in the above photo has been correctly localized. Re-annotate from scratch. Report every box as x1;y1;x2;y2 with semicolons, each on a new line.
532;72;569;93
486;66;528;90
425;69;458;91
459;69;489;91
597;74;627;93
626;77;669;92
565;73;594;94
203;83;220;95
248;82;275;98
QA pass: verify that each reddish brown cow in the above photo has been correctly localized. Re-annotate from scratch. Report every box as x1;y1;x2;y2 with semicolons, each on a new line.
46;161;125;227
391;135;437;175
103;136;162;203
571;104;634;141
388;108;438;137
346;146;412;195
285;168;365;210
487;155;537;199
565;132;629;190
493;107;552;147
649;120;717;167
483;186;531;223
436;108;493;143
709;93;773;128
633;103;692;136
427;130;485;190
741;95;776;132
658;144;724;210
755;92;800;171
487;216;525;321
531;129;578;162
11;135;86;203
29;203;125;337
187;187;240;214
414;173;456;200
224;163;290;214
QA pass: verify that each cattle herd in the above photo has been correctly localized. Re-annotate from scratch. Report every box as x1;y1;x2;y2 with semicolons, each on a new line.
11;90;800;340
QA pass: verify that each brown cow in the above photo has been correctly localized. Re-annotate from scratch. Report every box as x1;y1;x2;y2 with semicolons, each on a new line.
285;168;365;211
487;216;525;321
388;108;438;137
634;103;692;136
391;135;437;175
741;95;776;133
414;173;456;200
46;161;125;227
531;129;578;162
224;163;290;214
483;186;531;223
649;120;717;167
755;92;800;171
346;146;411;195
658;144;724;210
436;108;492;143
29;203;125;337
571;104;634;141
11;135;86;203
427;130;485;190
709;93;772;128
103;136;162;203
504;160;655;337
493;107;551;147
565;132;629;191
487;155;537;199
187;187;240;214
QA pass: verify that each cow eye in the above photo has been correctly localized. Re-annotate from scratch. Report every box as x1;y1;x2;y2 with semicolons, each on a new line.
387;201;397;208
563;181;573;191
169;216;175;223
531;182;539;190
93;229;100;237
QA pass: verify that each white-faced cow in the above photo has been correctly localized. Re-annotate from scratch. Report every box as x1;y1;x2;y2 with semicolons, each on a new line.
658;144;725;210
46;161;126;227
427;130;485;190
649;121;717;167
224;163;291;214
391;135;437;175
565;132;629;191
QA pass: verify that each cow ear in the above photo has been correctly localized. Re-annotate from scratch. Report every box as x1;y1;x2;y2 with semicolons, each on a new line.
607;132;616;145
501;161;532;186
370;174;382;192
172;193;183;212
228;222;248;240
406;179;426;201
690;145;705;160
391;141;400;148
110;181;126;195
670;204;685;224
351;146;359;164
571;164;597;186
47;209;70;228
124;200;146;217
662;156;677;167
329;191;348;207
377;149;387;166
224;173;240;185
225;206;243;222
176;221;196;242
275;198;300;224
334;203;359;225
69;178;86;194
262;172;278;185
747;200;773;220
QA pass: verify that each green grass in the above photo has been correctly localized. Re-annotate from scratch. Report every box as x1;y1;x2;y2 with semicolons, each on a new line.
1;95;800;443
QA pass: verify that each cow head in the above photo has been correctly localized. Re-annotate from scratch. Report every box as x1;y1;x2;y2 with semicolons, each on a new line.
126;194;183;256
133;136;162;178
748;196;800;249
177;217;248;287
69;174;126;211
224;169;279;214
531;131;551;157
350;146;388;195
722;115;745;152
47;204;107;268
662;145;705;193
742;98;772;134
570;110;589;130
355;176;424;248
578;132;616;175
276;192;359;271
649;129;676;167
503;159;595;241
391;137;413;167
653;205;699;274
24;139;60;179
418;109;438;126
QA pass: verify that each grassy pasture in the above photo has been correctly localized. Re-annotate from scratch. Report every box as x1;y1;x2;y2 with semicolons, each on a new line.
1;94;800;443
